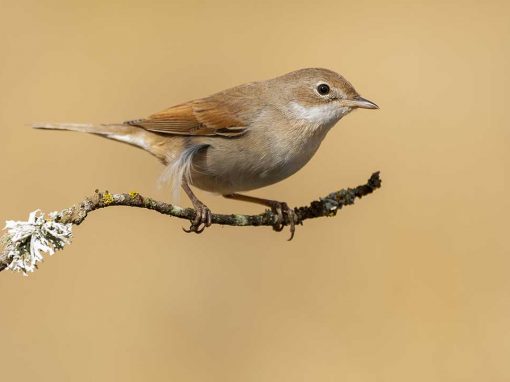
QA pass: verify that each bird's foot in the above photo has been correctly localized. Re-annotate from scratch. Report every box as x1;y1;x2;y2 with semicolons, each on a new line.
183;200;212;234
267;201;299;241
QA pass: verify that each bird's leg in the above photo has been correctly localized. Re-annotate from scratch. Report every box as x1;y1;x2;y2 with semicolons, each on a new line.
223;193;299;240
182;180;212;234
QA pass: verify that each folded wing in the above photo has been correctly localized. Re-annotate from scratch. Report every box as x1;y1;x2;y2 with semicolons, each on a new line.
125;93;252;138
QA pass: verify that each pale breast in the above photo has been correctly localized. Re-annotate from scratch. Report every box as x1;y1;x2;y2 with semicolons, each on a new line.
189;106;339;194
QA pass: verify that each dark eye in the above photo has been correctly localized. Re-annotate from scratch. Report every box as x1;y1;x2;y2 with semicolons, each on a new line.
317;83;330;95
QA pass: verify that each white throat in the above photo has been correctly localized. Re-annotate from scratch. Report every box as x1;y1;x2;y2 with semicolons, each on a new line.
288;101;351;127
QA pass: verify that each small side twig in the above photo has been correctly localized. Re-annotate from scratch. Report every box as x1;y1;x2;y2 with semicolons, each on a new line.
0;172;381;274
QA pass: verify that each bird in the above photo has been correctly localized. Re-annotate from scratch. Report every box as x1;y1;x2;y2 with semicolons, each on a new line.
33;68;378;239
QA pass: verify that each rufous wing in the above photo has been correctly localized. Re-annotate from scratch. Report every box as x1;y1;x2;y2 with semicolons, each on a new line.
125;97;248;138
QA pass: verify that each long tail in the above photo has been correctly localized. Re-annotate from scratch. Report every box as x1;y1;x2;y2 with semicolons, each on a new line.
32;122;168;162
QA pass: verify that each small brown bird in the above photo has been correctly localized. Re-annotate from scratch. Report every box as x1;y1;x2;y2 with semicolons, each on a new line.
34;68;378;239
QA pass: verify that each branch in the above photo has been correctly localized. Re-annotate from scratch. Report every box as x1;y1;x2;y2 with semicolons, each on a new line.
0;172;381;275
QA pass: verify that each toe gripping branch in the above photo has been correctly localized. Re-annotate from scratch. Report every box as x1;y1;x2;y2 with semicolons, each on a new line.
183;172;382;239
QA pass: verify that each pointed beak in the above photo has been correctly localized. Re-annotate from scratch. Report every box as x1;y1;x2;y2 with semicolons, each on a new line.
343;96;379;110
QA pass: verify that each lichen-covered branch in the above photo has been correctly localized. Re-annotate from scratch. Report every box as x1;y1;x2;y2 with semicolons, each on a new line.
0;172;381;274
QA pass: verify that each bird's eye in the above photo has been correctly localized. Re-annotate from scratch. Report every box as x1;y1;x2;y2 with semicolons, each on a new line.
317;83;330;95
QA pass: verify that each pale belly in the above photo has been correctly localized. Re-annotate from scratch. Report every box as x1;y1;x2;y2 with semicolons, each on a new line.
189;124;332;195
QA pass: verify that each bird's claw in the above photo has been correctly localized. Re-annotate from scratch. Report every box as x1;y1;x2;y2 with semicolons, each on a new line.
269;201;299;240
183;202;212;234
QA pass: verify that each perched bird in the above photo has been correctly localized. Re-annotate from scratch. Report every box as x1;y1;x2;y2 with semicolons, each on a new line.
34;68;378;239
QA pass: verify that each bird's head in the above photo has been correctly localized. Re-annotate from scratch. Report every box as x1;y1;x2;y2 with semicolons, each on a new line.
274;68;378;128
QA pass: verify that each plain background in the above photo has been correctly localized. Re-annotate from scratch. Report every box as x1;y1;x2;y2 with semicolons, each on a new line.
0;1;509;381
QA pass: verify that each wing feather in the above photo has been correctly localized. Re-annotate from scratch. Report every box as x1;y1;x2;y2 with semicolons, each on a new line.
125;96;249;138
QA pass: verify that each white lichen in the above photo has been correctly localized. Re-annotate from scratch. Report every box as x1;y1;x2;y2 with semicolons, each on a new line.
1;210;72;275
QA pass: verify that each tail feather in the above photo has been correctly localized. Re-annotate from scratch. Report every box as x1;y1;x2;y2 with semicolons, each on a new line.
33;122;191;199
33;122;133;136
33;122;163;160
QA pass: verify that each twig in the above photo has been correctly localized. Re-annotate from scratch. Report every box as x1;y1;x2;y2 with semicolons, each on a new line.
0;172;381;274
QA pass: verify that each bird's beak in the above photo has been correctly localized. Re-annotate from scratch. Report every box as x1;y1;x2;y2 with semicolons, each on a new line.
342;96;379;110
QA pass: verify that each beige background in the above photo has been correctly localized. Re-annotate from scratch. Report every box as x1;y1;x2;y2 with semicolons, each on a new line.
1;0;509;381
